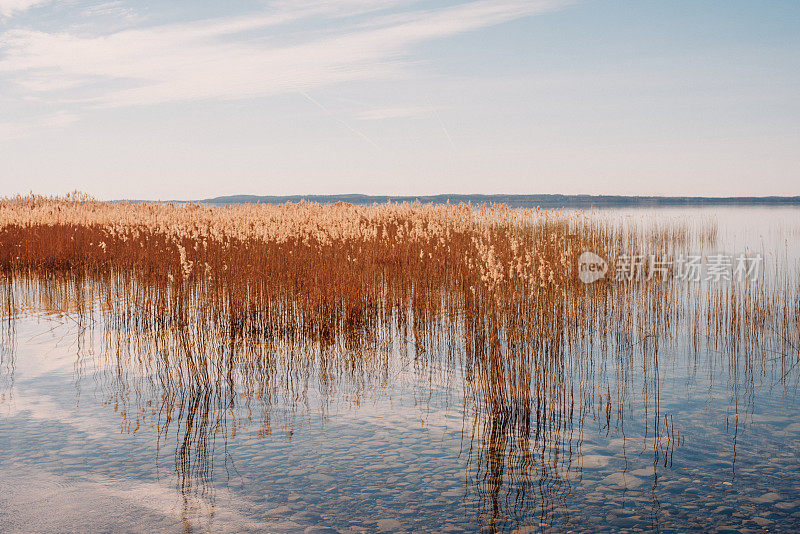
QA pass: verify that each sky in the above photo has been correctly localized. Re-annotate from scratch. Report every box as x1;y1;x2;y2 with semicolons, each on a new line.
0;0;798;200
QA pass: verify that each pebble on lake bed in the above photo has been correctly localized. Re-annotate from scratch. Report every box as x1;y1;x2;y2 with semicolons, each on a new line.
601;473;643;489
376;518;402;532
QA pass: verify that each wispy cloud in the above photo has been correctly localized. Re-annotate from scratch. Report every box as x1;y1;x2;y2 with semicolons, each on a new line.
0;0;49;18
79;0;137;23
0;110;78;140
0;0;572;107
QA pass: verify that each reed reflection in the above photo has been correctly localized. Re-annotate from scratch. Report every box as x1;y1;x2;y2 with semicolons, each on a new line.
3;271;795;531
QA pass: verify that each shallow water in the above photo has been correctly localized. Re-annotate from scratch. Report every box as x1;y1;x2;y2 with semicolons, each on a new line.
1;207;799;533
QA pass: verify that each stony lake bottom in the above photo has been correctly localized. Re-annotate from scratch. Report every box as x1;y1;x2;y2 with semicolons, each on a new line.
1;207;799;533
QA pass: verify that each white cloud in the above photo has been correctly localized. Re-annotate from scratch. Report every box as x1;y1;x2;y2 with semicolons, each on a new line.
0;0;49;18
0;0;573;107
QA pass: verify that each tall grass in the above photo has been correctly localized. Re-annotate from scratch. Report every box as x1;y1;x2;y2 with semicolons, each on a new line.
1;194;798;529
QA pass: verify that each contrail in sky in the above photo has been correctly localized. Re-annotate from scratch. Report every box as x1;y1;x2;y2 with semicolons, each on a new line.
300;91;380;150
428;98;456;151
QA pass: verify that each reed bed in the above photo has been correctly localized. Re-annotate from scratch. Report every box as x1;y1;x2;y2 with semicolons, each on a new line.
1;194;798;528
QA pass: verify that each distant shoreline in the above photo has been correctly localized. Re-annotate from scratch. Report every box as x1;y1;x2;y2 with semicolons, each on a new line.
194;194;800;208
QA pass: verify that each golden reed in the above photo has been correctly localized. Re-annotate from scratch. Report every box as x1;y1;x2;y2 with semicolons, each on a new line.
1;194;797;528
1;194;797;429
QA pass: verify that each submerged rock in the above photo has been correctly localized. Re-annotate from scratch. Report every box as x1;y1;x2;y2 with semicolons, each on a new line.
376;518;402;532
602;472;643;489
581;455;611;469
752;492;781;504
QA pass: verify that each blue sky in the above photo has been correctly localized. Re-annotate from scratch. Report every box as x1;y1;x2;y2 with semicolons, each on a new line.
0;0;798;200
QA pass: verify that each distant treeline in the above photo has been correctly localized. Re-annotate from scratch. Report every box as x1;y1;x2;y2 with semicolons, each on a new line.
198;194;800;208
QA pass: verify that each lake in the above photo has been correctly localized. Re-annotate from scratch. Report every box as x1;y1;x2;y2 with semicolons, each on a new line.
1;207;799;533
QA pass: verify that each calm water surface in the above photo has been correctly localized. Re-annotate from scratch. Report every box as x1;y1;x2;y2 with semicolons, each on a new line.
1;208;799;533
